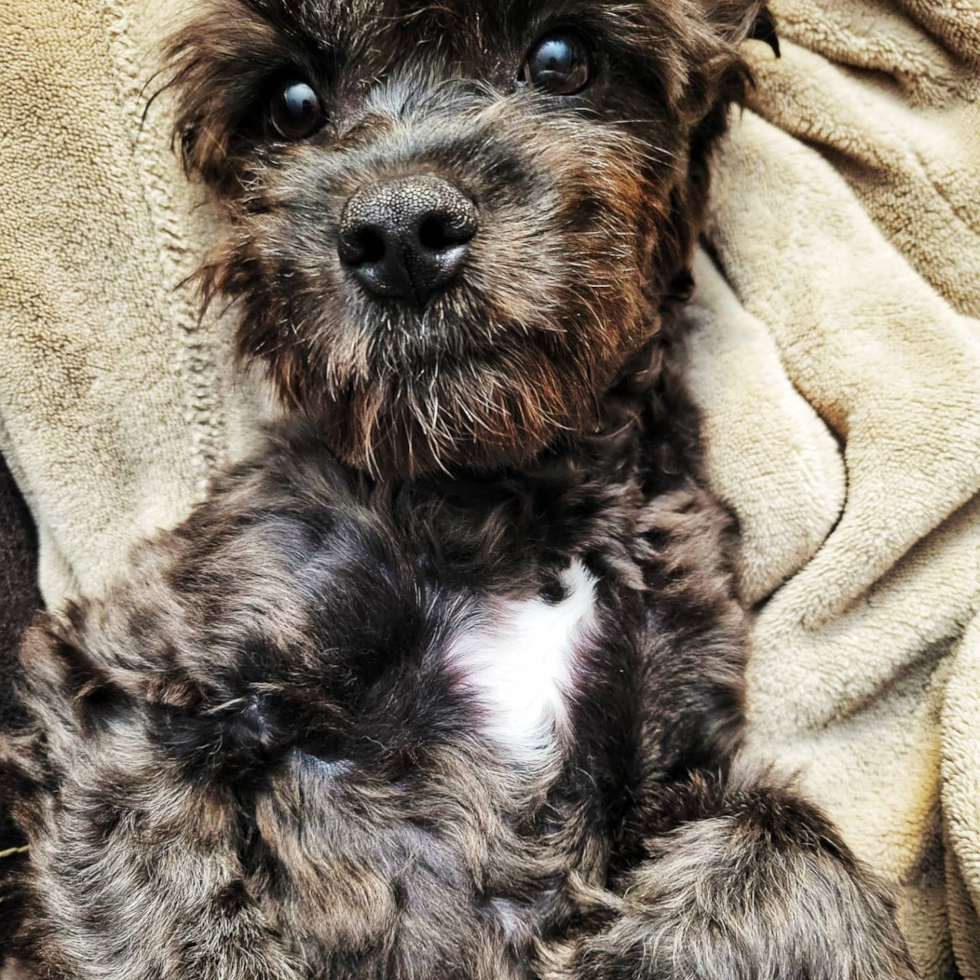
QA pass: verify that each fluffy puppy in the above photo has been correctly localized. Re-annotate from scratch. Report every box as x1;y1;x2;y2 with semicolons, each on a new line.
1;1;917;978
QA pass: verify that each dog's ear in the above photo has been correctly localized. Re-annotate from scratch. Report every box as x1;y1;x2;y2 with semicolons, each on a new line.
746;4;780;58
17;612;126;732
704;1;779;57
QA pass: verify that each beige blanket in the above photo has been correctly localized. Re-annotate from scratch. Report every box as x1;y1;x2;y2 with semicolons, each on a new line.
0;0;978;974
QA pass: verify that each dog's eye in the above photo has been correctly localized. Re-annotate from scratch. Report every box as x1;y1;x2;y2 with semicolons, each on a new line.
270;80;324;139
521;31;594;95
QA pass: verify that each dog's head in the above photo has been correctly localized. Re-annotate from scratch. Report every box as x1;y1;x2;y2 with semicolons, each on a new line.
167;0;774;477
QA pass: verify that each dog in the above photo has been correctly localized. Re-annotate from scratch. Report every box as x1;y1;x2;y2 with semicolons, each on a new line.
0;1;918;978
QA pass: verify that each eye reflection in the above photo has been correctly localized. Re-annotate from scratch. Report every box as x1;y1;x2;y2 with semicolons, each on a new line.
270;80;324;139
521;31;594;95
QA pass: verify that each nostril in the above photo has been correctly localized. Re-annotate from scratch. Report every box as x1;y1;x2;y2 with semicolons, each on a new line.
419;217;447;251
343;227;386;266
419;217;453;252
418;214;475;252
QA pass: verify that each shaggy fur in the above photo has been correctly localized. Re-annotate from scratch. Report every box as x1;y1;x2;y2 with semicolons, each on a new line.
165;0;765;477
1;1;916;977
0;453;36;955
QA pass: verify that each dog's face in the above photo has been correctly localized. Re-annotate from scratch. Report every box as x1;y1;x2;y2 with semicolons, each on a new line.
168;0;771;477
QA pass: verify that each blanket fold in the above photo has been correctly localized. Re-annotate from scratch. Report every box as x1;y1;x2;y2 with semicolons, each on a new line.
0;0;977;974
687;1;980;972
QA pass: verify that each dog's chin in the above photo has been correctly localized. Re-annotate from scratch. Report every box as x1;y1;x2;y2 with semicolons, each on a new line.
322;414;549;480
314;352;600;480
233;268;651;479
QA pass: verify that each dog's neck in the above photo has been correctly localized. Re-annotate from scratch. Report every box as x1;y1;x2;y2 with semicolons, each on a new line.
398;335;698;524
462;278;699;493
292;273;699;502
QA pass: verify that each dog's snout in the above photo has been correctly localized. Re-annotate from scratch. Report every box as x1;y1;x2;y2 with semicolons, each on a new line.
339;175;478;307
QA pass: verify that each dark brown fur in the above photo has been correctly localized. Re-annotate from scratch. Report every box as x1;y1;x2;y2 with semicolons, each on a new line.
0;453;37;957
1;1;916;978
165;0;760;478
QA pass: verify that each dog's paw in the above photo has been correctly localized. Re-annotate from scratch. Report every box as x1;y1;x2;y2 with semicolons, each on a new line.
543;773;918;980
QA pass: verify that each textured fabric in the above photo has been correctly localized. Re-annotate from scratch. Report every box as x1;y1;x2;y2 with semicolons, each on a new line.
0;0;977;976
0;0;266;605
687;2;980;974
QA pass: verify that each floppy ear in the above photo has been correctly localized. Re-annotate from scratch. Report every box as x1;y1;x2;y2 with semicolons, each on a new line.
13;609;140;751
706;1;780;57
746;4;780;57
0;616;95;829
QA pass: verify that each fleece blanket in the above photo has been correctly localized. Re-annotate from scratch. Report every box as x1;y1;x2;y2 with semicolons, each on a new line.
685;2;980;971
0;0;977;975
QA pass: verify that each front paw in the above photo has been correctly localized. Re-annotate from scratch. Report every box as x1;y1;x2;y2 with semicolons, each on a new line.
543;775;918;979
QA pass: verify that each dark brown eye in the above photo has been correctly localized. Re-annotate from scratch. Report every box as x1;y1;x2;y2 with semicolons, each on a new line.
270;80;324;139
521;31;594;95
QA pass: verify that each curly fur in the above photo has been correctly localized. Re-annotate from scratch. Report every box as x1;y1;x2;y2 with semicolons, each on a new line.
0;1;916;978
163;0;763;477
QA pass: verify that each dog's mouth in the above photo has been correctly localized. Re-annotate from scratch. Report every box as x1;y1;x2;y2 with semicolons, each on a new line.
234;160;650;479
313;329;595;479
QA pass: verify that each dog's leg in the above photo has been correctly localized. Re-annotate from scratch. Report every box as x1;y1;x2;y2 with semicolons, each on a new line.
545;764;917;980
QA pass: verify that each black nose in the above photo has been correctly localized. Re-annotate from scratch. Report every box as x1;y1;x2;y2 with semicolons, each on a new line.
338;175;478;307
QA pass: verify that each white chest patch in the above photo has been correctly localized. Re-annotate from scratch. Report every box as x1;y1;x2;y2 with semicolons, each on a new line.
445;561;599;764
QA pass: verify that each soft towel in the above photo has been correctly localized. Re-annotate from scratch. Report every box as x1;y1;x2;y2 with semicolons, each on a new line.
0;0;977;975
0;0;265;604
685;2;980;971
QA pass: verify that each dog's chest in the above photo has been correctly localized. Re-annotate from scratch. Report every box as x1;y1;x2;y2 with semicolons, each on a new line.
442;561;599;764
